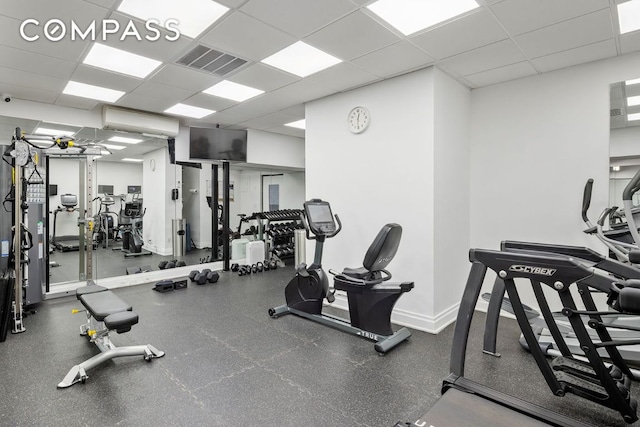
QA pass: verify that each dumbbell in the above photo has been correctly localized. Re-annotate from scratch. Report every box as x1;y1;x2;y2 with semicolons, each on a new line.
158;261;168;270
165;261;176;269
189;270;200;282
207;271;220;283
193;272;208;285
176;261;186;267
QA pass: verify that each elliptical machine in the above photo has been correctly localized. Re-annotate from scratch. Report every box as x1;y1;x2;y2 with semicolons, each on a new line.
268;199;414;354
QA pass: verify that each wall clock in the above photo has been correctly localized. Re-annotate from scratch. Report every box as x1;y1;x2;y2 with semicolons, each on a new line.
348;106;370;134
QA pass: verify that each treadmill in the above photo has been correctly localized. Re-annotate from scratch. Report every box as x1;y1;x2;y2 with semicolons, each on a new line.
396;247;640;427
51;194;81;252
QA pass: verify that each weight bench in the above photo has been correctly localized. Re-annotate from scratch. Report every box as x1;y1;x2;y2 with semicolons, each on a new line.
57;284;164;388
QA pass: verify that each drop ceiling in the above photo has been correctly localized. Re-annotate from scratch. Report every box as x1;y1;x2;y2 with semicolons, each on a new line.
0;0;637;162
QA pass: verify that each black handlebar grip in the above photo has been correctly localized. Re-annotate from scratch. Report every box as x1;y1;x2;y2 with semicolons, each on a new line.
582;179;594;222
623;169;640;201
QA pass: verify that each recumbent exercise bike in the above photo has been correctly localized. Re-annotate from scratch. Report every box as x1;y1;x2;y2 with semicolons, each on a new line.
268;199;414;354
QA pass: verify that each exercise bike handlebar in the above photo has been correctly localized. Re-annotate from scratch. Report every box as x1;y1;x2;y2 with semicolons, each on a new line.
300;212;342;240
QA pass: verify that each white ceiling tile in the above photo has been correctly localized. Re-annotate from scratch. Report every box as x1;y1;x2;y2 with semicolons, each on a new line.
531;39;617;73
0;15;93;62
265;125;305;138
85;0;119;8
269;80;336;103
463;61;537;87
0;44;77;80
1;0;109;24
350;41;435;78
304;11;399;61
490;0;610;36
237;111;299;130
182;93;237;111
199;12;296;61
100;12;193;63
71;64;144;92
410;10;507;60
0;66;67;92
279;104;305;117
116;94;175;113
148;64;223;92
129;81;196;102
54;94;99;110
439;39;524;76
305;62;379;92
240;0;356;38
514;9;614;58
230;63;300;91
0;83;59;104
215;0;247;7
620;31;640;55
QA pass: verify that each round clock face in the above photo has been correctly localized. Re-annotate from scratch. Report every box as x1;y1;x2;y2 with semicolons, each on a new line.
348;106;370;134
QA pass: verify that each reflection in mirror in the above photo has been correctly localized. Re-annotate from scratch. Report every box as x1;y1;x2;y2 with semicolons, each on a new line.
610;79;640;207
1;115;306;292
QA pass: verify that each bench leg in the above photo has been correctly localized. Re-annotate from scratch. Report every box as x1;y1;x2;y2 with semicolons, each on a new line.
57;344;165;388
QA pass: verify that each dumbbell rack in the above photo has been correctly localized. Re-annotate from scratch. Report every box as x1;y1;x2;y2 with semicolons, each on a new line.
262;209;303;265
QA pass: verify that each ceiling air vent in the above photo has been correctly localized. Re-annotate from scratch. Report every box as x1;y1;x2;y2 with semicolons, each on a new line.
177;45;247;77
611;108;623;117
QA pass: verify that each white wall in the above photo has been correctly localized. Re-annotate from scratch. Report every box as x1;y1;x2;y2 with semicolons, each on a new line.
142;148;182;255
247;129;304;169
307;68;441;331
470;51;640;311
433;69;471;318
610;126;640;159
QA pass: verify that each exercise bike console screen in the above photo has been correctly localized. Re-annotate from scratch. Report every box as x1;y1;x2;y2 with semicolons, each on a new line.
305;201;336;235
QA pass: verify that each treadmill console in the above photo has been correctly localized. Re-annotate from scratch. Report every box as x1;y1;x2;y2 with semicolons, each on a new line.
304;199;336;236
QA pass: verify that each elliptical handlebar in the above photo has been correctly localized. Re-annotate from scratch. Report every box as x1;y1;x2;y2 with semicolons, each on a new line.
582;178;594;224
623;168;640;201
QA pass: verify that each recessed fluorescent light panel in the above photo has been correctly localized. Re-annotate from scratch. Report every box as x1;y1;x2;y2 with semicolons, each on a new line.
261;41;341;77
118;0;229;38
628;95;640;107
102;143;126;150
34;128;76;137
618;0;640;34
626;78;640;86
285;119;306;130
63;81;125;103
122;158;143;162
164;103;216;119
109;136;143;144
203;81;264;102
83;43;161;78
613;165;621;171
629;113;640;121
367;0;480;35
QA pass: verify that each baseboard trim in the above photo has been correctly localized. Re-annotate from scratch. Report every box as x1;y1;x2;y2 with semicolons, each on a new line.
329;295;460;334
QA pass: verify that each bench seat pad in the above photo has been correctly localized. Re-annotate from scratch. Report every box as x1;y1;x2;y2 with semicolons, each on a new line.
79;291;132;321
104;311;139;331
76;284;108;300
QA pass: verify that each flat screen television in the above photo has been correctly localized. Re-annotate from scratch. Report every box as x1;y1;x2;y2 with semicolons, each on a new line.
189;127;247;162
127;185;142;194
98;184;114;195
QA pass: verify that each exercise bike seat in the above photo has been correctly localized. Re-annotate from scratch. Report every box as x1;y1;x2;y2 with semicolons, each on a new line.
342;266;369;279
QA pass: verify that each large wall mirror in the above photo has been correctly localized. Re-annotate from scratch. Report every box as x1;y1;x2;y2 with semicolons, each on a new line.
610;80;640;207
0;115;305;292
